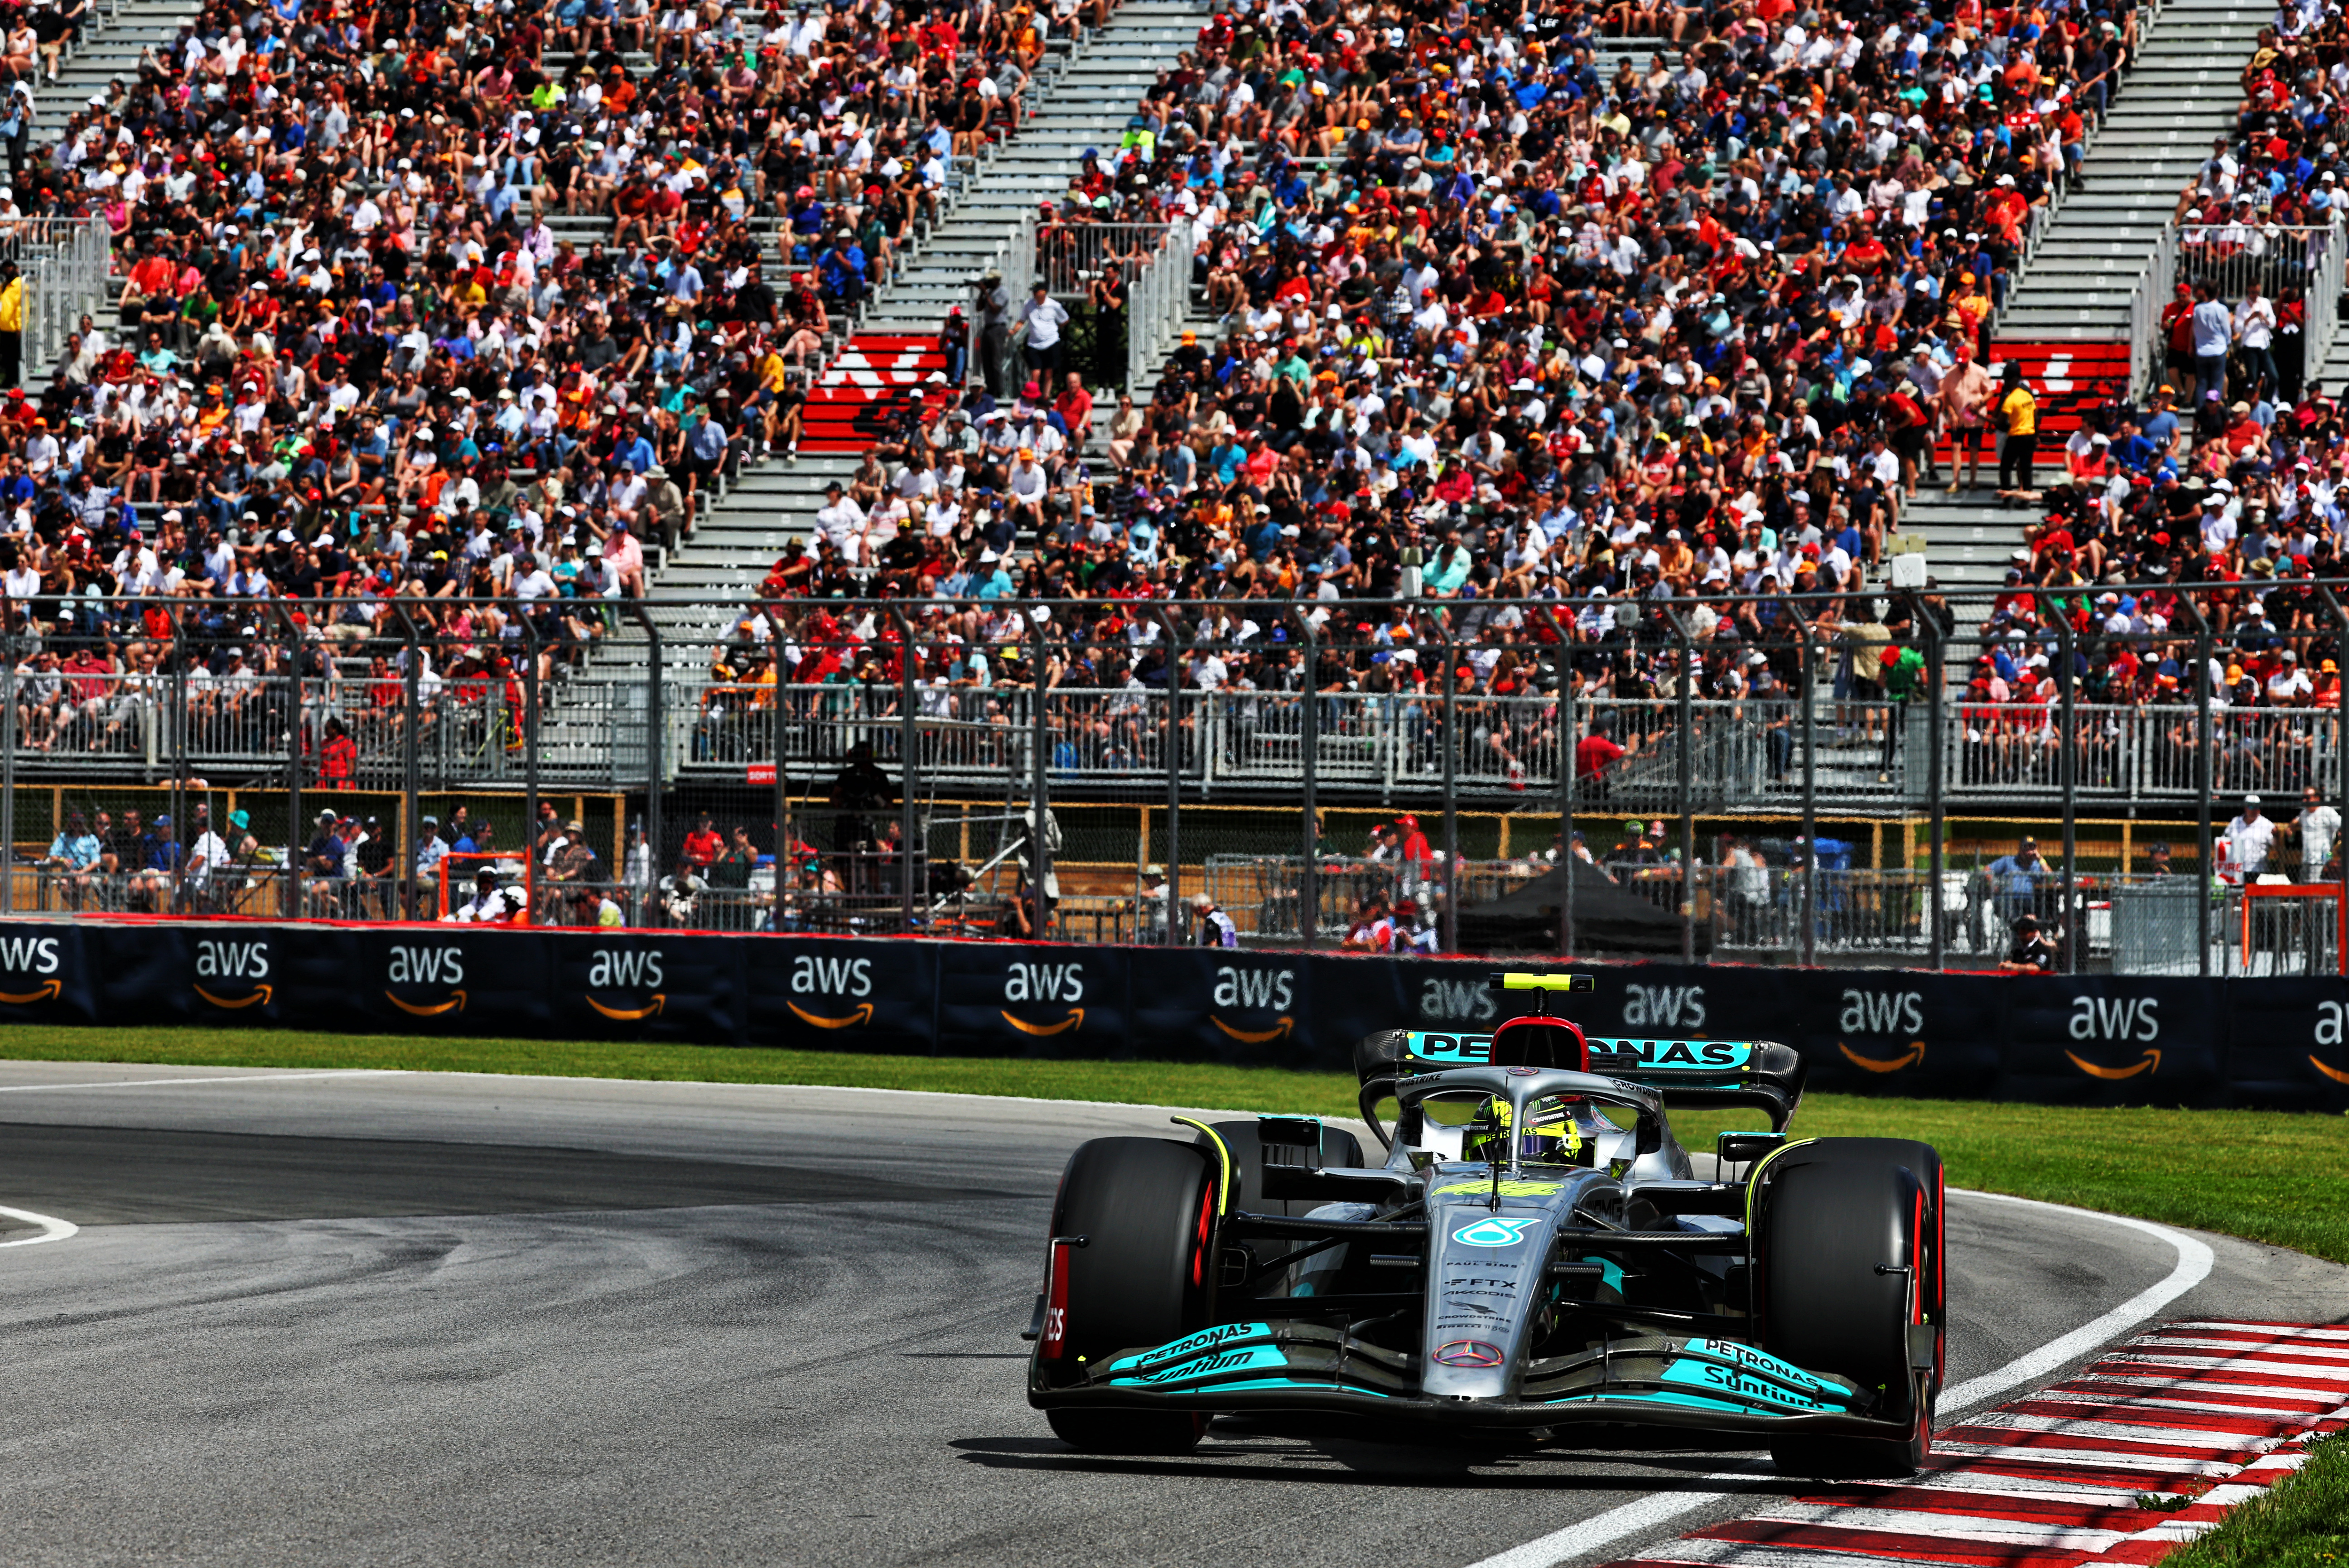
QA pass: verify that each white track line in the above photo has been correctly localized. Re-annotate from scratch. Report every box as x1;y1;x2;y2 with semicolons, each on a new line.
1460;1190;2215;1568
0;1071;407;1094
0;1204;78;1247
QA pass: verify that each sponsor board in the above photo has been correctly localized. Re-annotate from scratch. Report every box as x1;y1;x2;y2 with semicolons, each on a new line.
5;928;2339;1110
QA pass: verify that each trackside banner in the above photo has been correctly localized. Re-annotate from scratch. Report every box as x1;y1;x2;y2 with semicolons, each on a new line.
3;921;2344;1110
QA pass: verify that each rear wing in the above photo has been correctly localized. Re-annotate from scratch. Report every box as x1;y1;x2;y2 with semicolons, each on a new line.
1351;970;1806;1129
1583;1037;1806;1130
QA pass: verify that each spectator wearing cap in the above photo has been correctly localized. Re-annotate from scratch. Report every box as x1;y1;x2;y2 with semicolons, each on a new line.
415;815;449;890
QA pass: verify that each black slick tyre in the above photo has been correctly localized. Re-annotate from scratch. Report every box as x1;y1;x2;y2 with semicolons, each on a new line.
1759;1149;1931;1480
1783;1137;1947;1396
1041;1136;1215;1456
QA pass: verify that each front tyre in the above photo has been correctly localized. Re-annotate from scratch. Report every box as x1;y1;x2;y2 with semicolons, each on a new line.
1760;1149;1933;1480
1038;1136;1217;1456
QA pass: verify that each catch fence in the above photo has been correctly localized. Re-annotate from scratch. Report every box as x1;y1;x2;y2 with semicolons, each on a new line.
6;586;2349;975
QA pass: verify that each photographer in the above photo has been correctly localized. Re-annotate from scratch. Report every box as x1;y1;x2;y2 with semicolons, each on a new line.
974;267;1012;396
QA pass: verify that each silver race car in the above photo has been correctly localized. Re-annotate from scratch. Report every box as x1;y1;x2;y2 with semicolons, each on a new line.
1027;972;1946;1478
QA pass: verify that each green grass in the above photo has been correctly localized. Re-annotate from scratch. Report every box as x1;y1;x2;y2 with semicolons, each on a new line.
2156;1432;2349;1568
2;1026;2346;1264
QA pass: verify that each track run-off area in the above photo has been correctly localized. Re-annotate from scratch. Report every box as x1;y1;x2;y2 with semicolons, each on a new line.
0;1062;2342;1568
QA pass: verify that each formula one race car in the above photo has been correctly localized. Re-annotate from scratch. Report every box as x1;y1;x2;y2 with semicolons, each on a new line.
1026;973;1945;1478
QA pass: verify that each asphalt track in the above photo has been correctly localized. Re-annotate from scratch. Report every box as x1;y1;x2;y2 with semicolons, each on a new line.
0;1062;2342;1568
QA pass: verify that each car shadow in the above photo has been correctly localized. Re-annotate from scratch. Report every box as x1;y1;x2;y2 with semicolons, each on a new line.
950;1434;1792;1491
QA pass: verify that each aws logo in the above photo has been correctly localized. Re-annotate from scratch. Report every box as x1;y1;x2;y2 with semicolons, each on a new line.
1211;965;1295;1045
386;944;467;1016
586;948;666;1020
1837;989;1927;1072
788;954;874;1029
2310;1001;2349;1085
1002;961;1083;1036
194;939;271;1009
1418;976;1497;1023
1622;983;1705;1032
2065;995;2161;1078
0;933;62;1004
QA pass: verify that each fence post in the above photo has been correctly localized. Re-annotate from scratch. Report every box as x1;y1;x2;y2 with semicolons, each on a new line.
2054;604;2077;975
169;606;188;900
1553;606;1575;960
521;612;541;922
1919;594;1945;970
2317;586;2349;864
1;592;12;915
1438;612;1458;955
891;607;918;935
767;605;791;905
1155;607;1182;946
1789;603;1818;966
2195;608;2214;975
1661;608;1695;962
627;602;664;888
1301;614;1318;950
394;603;423;922
1027;610;1052;936
280;605;303;920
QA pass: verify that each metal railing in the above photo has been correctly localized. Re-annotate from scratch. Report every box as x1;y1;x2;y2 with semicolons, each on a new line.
1036;220;1170;297
661;684;2336;810
3;217;110;379
1124;218;1191;396
966;207;1038;394
2132;215;2345;396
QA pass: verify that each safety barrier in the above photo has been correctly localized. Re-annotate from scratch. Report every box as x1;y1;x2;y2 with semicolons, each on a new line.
1;922;2343;1110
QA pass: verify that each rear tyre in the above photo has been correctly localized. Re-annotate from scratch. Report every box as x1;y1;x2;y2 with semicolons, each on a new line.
1759;1149;1931;1480
1041;1136;1215;1456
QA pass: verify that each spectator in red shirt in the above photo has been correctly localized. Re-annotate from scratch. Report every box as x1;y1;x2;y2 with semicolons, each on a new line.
1576;721;1629;792
1051;372;1093;441
681;813;724;870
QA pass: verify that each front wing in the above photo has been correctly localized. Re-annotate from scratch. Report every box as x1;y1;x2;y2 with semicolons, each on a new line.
1032;1322;1916;1438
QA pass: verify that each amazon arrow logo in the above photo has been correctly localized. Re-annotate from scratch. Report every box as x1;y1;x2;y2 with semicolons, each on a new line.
195;983;272;1010
588;994;667;1021
2067;1048;2161;1081
1839;1039;1926;1074
0;978;62;1005
1002;1008;1083;1037
1212;1016;1294;1046
789;1001;874;1030
2310;1055;2349;1086
386;990;468;1017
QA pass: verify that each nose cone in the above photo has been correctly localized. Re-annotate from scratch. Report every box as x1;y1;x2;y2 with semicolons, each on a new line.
1420;1199;1558;1399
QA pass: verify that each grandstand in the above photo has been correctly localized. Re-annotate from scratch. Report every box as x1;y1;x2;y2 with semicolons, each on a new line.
0;0;2345;960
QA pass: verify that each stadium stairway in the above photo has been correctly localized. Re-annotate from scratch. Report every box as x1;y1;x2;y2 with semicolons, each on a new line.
849;0;1210;345
532;0;1211;767
1996;0;2268;341
34;0;204;140
632;1;1212;630
1918;0;2271;598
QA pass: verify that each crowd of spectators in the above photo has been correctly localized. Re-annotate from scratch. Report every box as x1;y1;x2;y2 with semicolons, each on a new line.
9;0;2349;931
0;0;1109;757
693;0;2349;796
705;0;2195;739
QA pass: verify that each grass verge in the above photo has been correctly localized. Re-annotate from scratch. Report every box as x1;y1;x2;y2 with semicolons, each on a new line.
2156;1433;2349;1568
1;1026;2345;1265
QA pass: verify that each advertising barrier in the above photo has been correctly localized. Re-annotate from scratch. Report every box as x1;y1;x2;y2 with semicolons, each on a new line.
2;921;2346;1111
